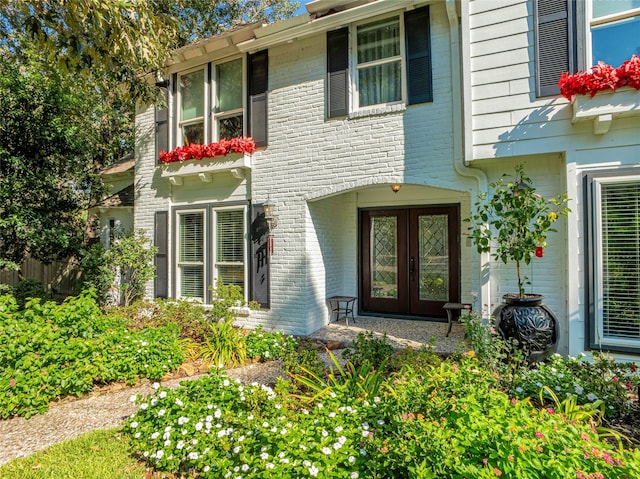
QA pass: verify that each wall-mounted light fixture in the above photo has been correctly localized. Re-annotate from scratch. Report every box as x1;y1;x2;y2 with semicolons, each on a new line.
155;79;170;88
263;199;278;257
263;199;278;230
391;184;402;193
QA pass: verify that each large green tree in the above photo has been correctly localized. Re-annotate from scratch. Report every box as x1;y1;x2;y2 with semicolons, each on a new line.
0;56;99;270
0;0;299;101
0;1;298;271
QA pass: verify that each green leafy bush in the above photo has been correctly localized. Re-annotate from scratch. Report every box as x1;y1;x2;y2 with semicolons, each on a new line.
342;331;394;371
0;291;182;418
282;339;325;380
80;231;157;306
245;325;299;361
12;278;51;308
111;298;211;344
512;353;640;418
125;354;640;479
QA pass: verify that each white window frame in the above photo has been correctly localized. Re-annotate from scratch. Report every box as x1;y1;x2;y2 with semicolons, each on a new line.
351;13;407;111
587;0;640;65
593;174;640;349
212;56;246;142
176;66;209;147
174;56;246;148
174;204;248;303
175;208;207;301
212;205;248;295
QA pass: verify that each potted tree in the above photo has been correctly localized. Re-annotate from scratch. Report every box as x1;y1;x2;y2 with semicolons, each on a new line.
466;164;570;361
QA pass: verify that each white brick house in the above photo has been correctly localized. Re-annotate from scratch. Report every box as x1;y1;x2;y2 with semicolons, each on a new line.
134;0;640;360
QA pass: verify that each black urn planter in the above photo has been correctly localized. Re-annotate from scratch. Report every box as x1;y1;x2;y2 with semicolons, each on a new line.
492;294;559;362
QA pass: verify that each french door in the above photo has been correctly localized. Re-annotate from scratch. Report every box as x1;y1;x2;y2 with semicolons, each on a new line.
360;206;460;317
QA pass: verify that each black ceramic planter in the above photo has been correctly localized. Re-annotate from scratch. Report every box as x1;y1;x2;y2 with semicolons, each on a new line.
492;294;559;362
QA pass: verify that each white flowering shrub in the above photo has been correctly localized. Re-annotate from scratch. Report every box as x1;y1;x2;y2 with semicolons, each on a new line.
512;353;639;417
125;368;375;478
245;325;299;362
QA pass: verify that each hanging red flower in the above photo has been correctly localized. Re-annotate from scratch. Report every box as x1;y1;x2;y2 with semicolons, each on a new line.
535;246;544;258
159;137;257;164
558;55;640;101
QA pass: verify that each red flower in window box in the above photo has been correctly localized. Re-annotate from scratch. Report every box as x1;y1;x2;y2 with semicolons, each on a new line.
159;137;257;164
558;55;640;101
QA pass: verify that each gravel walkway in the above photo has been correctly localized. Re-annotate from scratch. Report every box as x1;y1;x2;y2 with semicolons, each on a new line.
0;317;466;465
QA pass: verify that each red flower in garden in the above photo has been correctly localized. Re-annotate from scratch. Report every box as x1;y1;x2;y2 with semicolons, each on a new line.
535;246;544;258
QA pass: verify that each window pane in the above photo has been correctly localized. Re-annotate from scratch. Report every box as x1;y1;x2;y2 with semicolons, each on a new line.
217;210;244;262
218;265;244;289
357;17;400;64
181;122;205;145
178;212;204;299
180;266;204;298
599;182;640;342
370;216;397;298
217;59;243;113
359;61;402;106
218;115;244;140
180;69;205;121
592;15;640;65
179;212;203;262
592;0;640;18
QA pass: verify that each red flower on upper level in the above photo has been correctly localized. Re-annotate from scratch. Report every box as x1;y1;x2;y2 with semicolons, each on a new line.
159;137;257;164
558;55;640;101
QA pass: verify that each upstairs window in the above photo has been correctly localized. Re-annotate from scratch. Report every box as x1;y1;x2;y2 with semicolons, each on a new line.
156;51;268;160
590;0;640;66
215;58;244;140
178;69;206;145
327;6;432;117
356;17;402;107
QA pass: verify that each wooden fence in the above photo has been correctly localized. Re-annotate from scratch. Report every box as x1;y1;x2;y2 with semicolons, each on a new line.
0;258;82;297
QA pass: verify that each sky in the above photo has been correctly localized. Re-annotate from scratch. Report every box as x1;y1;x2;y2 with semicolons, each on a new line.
294;0;313;16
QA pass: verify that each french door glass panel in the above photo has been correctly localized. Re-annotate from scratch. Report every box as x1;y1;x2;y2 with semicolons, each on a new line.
418;214;449;302
370;216;398;299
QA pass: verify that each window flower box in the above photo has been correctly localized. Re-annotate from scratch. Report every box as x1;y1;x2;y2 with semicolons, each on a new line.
571;87;640;134
558;55;640;134
159;138;256;184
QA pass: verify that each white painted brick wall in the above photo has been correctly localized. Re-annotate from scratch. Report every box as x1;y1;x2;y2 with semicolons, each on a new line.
135;3;480;335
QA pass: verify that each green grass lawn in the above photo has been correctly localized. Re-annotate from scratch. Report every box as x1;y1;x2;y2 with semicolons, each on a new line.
0;429;147;479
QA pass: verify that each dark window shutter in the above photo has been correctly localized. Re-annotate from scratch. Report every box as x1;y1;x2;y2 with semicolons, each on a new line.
248;50;268;147
327;27;349;117
250;205;270;308
154;211;169;298
155;85;170;162
405;6;433;105
535;0;577;97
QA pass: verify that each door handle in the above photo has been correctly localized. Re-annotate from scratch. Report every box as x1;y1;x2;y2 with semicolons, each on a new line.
409;256;415;280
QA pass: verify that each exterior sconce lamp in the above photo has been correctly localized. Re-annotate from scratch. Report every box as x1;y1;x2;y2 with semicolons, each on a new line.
391;184;402;193
263;199;278;230
263;199;278;256
155;79;170;88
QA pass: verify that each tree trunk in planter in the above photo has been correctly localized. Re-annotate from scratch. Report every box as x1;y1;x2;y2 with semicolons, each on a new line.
492;294;559;362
